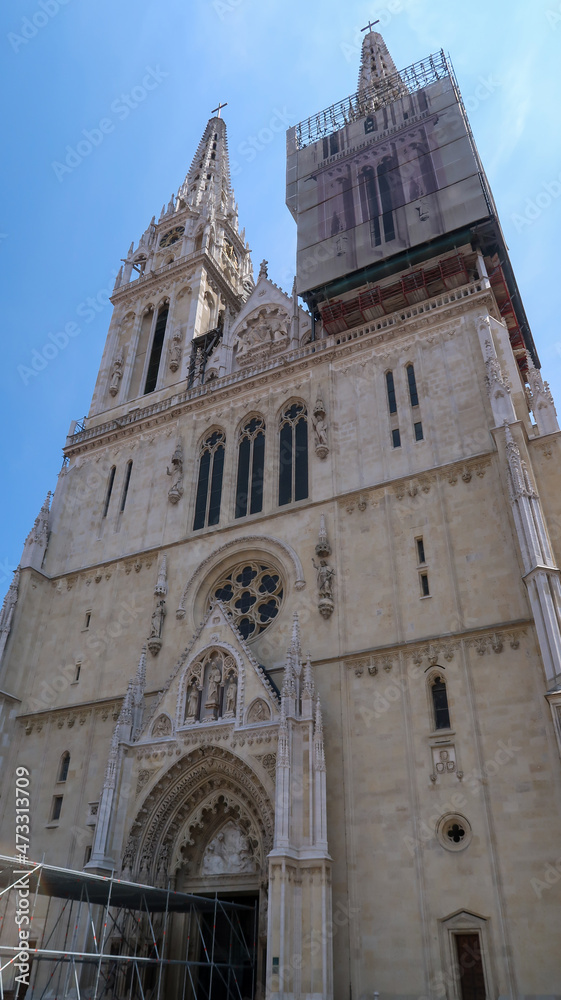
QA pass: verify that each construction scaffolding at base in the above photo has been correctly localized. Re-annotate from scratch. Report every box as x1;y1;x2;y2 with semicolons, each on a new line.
0;856;258;1000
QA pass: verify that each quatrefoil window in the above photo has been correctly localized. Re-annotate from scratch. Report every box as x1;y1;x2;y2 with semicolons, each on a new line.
210;561;284;640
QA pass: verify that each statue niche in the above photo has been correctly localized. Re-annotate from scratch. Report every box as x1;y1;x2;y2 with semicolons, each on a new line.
184;648;238;724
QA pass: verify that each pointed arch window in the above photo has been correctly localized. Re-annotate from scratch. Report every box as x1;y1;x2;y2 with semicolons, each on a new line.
279;403;308;506
193;430;226;530
144;302;169;394
386;371;397;414
406;363;419;407
235;417;265;518
57;752;70;783
102;466;116;518
431;674;451;730
120;461;133;512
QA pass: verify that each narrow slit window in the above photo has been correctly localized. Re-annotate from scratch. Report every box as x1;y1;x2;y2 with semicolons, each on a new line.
386;371;397;414
431;675;451;730
392;428;401;448
143;303;169;394
102;467;116;517
58;752;70;783
74;662;81;683
406;364;419;407
51;796;63;822
235;417;265;518
279;403;308;506
420;572;430;597
193;430;226;530
414;421;424;441
84;611;91;630
120;460;133;512
416;538;426;564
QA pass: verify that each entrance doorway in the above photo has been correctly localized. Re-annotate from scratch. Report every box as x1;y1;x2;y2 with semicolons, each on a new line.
178;892;259;1000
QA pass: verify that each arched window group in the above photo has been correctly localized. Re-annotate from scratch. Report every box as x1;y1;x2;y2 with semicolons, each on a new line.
193;403;309;530
102;461;133;519
144;301;169;394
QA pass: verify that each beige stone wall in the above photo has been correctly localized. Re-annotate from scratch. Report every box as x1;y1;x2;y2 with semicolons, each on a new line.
1;268;561;997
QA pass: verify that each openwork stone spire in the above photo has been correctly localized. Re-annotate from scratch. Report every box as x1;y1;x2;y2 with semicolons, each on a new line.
358;31;407;98
179;115;235;217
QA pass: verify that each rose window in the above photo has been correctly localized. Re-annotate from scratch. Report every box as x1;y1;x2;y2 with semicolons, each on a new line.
209;562;284;640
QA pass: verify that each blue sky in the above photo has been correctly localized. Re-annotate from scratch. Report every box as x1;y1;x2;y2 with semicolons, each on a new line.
1;0;560;590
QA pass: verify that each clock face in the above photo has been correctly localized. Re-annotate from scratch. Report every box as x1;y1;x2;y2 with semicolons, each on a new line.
159;226;185;248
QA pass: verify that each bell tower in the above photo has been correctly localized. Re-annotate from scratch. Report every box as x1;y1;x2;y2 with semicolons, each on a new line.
88;113;254;419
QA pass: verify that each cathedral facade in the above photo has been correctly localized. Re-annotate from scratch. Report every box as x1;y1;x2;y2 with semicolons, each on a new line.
1;31;561;1000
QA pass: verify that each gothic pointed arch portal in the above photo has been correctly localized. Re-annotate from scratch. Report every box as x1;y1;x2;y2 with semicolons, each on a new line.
122;745;273;998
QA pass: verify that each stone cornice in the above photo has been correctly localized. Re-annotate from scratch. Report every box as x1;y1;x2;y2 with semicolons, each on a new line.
342;619;531;677
66;278;495;458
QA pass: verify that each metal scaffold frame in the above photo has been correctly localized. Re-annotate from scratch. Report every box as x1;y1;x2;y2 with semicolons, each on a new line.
0;856;258;1000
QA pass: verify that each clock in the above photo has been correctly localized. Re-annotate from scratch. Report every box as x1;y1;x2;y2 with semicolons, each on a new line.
222;238;239;269
159;226;185;248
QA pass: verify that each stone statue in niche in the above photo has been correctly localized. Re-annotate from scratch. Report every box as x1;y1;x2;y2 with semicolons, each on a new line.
167;443;184;504
224;678;238;717
201;821;259;875
169;331;182;372
312;394;329;458
109;352;124;397
186;683;200;720
147;599;166;655
206;657;222;706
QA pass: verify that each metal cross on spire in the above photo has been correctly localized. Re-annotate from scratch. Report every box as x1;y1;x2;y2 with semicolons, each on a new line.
361;19;380;33
212;101;228;118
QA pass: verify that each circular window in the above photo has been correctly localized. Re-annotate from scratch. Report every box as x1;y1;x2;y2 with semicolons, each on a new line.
436;813;472;852
209;561;284;641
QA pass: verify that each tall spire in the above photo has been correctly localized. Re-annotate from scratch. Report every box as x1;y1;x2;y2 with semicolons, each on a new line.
179;115;233;214
357;31;407;98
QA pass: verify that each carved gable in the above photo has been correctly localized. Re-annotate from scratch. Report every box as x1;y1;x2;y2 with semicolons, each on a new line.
138;601;279;743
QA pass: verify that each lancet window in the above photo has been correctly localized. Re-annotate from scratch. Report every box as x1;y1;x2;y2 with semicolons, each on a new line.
235;417;265;518
57;751;70;783
144;302;169;394
279;402;308;506
193;430;225;530
431;674;451;730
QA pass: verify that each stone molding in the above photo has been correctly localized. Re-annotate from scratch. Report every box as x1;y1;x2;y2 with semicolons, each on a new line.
20;699;122;733
339;454;493;513
345;622;530;677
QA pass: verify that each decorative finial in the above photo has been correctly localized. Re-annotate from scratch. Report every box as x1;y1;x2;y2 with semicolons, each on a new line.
259;259;268;279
